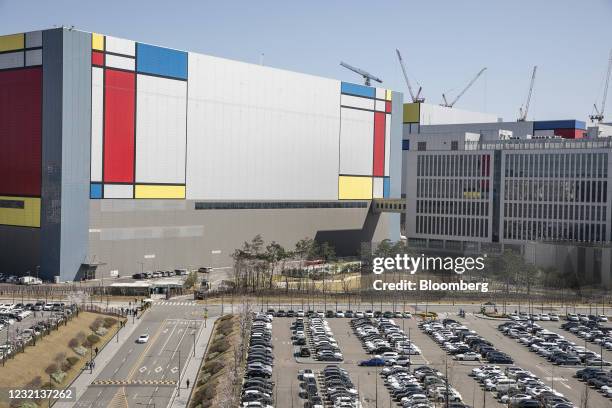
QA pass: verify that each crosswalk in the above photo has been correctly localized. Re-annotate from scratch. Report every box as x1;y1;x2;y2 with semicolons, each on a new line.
153;301;199;307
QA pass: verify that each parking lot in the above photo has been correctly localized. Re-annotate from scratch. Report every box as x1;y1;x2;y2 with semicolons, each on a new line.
262;309;611;408
0;301;76;362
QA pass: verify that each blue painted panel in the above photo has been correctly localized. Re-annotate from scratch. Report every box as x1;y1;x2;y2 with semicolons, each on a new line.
402;140;410;150
341;82;375;98
534;120;586;130
136;43;187;80
90;183;102;199
383;177;390;198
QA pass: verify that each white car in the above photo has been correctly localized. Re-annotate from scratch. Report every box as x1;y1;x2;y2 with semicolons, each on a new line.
455;352;481;361
136;334;149;343
598;315;608;322
540;314;551;321
549;313;560;321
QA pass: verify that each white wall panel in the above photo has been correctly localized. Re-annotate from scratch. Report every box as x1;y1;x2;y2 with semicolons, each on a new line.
103;184;133;198
375;88;386;99
384;113;391;176
136;74;187;184
25;49;42;66
419;103;499;125
106;54;135;71
91;67;104;182
105;36;135;56
25;31;42;48
375;99;386;112
186;53;341;200
373;178;384;198
0;52;23;69
340;94;374;110
339;107;373;175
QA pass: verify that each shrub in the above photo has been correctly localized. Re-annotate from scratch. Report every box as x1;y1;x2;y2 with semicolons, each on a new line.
45;364;58;375
68;338;79;348
202;360;223;376
82;339;92;348
61;361;72;372
54;352;67;364
67;356;79;366
26;376;42;389
209;341;230;354
72;346;88;356
103;317;117;328
76;332;87;343
218;314;233;322
87;334;100;344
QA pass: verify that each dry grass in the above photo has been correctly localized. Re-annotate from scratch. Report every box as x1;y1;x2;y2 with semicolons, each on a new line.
0;311;124;407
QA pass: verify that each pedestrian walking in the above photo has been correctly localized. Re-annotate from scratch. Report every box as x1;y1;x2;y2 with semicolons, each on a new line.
186;379;190;388
94;347;99;356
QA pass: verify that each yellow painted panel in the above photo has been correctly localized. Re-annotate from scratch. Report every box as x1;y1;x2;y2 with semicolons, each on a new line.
0;33;24;52
135;185;185;199
403;103;420;123
385;89;392;101
338;176;373;200
92;33;104;51
0;196;40;228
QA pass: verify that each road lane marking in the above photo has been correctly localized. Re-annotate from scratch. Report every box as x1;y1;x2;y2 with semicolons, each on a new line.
127;319;167;380
157;321;178;356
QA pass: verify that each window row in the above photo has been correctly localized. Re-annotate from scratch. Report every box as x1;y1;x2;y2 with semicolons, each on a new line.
503;220;607;242
416;178;490;199
417;200;489;216
504;180;607;203
504;152;608;179
415;216;489;238
194;201;368;210
417;154;491;177
504;203;607;222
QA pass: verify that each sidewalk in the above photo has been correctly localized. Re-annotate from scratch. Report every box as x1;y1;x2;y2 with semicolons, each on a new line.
54;313;145;408
169;317;217;408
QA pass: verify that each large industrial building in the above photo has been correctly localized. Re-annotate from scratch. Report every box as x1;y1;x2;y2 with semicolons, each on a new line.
0;27;402;281
402;106;612;288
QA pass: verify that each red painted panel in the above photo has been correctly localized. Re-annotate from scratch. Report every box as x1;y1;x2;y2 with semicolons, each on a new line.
373;112;385;177
104;69;135;183
0;67;42;196
554;128;585;139
91;51;104;66
385;100;392;113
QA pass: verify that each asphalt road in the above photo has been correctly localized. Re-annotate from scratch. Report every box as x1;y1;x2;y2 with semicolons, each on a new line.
74;302;205;408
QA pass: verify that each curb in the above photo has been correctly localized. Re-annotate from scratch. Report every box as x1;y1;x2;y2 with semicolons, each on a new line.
182;317;219;408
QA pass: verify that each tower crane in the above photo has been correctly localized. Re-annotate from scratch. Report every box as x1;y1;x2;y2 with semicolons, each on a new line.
340;61;382;86
590;49;612;123
395;49;424;102
441;67;487;108
518;66;537;121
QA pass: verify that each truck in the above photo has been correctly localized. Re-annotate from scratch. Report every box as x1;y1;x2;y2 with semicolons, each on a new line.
18;276;42;285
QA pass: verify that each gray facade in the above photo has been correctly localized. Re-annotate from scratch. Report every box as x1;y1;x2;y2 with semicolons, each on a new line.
89;201;395;278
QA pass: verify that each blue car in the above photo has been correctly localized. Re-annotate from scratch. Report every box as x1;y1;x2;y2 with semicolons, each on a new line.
358;357;386;366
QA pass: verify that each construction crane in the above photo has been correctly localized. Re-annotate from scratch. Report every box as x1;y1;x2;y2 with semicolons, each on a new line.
590;49;612;123
340;61;382;86
518;66;537;121
395;49;424;103
441;67;487;108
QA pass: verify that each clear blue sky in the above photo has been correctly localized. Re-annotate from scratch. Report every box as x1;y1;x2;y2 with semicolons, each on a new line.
2;0;611;122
